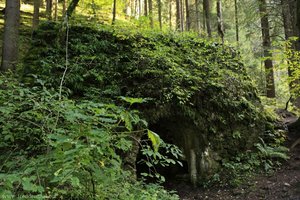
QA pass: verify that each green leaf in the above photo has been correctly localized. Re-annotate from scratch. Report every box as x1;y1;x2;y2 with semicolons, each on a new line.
147;130;161;152
119;96;146;105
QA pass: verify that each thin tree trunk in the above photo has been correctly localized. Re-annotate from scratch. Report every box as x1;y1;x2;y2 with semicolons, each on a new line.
258;0;275;98
149;0;153;28
234;0;239;45
33;0;41;30
296;0;300;49
180;0;184;31
169;0;172;29
217;0;224;44
1;0;20;71
135;0;138;18
176;0;181;30
144;0;148;16
195;0;200;33
66;0;79;19
158;0;162;30
203;0;211;37
54;0;58;21
112;0;117;24
62;0;67;15
185;0;190;31
46;0;53;19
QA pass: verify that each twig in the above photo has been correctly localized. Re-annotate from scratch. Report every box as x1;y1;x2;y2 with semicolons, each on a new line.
58;15;69;101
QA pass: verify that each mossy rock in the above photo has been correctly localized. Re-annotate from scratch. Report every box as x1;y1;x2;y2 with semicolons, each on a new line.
23;23;267;182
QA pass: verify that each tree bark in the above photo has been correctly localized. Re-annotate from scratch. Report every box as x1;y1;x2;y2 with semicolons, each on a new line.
258;0;276;98
195;0;200;33
185;0;190;31
148;0;153;28
203;0;211;37
234;0;239;45
176;0;181;30
1;0;20;71
112;0;117;24
158;0;162;30
54;0;58;21
180;0;184;31
169;0;172;29
66;0;79;19
46;0;53;20
144;0;148;16
62;0;67;16
138;0;142;17
32;0;41;30
217;0;224;44
297;0;300;47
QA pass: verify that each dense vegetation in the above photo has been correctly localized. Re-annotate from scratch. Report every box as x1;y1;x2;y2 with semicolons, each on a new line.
0;0;298;199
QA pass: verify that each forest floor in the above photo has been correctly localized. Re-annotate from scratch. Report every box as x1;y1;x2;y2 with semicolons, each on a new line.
167;114;300;200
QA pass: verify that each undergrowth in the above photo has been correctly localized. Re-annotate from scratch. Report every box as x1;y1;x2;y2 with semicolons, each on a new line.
0;74;179;199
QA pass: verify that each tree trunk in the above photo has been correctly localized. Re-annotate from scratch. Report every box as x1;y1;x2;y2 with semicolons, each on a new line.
176;0;181;30
195;0;200;33
169;0;172;29
158;0;162;30
66;0;79;19
112;0;117;24
62;0;67;15
180;0;184;31
144;0;148;16
185;0;190;31
32;0;40;30
149;0;153;28
258;0;276;98
1;0;20;71
203;0;211;37
46;0;53;20
297;0;300;48
234;0;239;45
54;0;58;21
217;0;224;44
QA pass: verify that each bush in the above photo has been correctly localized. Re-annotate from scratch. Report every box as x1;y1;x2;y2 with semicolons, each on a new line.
0;74;179;199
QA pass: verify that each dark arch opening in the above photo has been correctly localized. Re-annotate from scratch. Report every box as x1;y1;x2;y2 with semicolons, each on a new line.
135;117;189;183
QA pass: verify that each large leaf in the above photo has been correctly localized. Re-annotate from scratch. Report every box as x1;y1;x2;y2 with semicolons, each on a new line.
147;130;161;152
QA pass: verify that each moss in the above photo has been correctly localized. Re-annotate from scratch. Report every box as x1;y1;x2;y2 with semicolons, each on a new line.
23;24;267;181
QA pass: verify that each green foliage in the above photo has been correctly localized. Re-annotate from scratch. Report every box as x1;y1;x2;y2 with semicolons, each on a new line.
0;74;179;199
139;132;183;182
21;23;275;186
24;23;265;156
212;137;289;187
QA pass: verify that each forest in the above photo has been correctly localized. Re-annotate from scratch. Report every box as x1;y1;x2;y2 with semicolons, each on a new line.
0;0;299;199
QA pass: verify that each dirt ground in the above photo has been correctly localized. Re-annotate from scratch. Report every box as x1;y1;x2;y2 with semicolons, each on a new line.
167;115;300;200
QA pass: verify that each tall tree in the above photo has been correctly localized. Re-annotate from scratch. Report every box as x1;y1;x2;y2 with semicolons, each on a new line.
169;0;172;29
185;0;190;31
46;0;53;19
203;0;211;37
217;0;224;44
297;0;300;48
180;0;184;31
149;0;153;28
144;0;148;16
32;0;41;30
63;0;67;15
158;0;162;29
258;0;276;98
195;0;201;33
176;0;181;30
54;0;58;21
1;0;20;71
112;0;117;24
234;0;239;44
66;0;80;19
